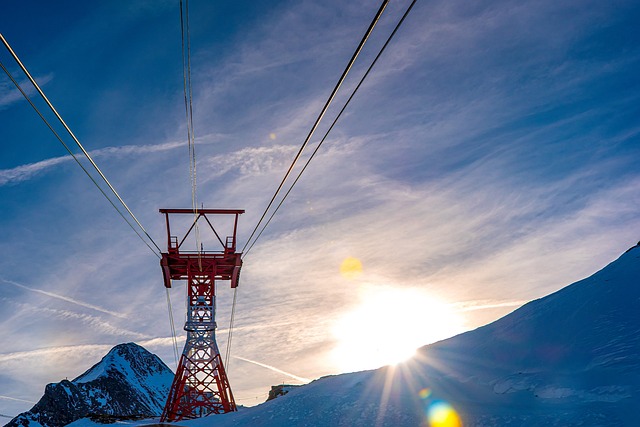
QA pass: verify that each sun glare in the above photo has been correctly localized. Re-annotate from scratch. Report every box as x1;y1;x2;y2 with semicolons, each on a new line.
331;285;464;373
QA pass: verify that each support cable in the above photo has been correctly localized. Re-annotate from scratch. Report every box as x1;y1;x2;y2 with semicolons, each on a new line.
165;288;180;366
229;0;391;372
179;0;202;268
241;0;390;254
224;286;238;370
0;57;162;259
1;34;176;363
180;0;198;213
0;33;162;255
243;0;418;258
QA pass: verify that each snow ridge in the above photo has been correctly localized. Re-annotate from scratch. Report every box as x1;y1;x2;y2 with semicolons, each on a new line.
177;245;640;427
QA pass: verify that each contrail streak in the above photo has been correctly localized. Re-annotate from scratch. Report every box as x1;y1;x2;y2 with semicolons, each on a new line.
0;135;221;186
234;356;311;383
2;279;127;318
0;344;112;364
0;394;36;404
453;299;528;312
3;297;147;339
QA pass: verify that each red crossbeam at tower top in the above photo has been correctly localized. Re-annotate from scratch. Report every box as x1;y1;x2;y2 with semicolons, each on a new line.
159;208;244;289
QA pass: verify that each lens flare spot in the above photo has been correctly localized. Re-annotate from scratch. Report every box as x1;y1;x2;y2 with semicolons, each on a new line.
340;257;363;279
269;132;277;140
419;388;432;399
427;401;462;427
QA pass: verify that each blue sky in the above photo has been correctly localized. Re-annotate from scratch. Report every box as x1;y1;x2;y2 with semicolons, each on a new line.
1;0;639;416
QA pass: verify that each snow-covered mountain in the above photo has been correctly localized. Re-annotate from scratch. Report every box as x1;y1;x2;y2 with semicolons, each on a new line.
177;243;639;427
5;343;173;427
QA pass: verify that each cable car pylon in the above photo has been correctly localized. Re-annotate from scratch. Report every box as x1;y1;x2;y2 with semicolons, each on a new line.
159;208;243;421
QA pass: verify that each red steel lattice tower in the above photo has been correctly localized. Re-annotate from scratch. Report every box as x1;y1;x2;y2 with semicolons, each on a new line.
159;208;244;421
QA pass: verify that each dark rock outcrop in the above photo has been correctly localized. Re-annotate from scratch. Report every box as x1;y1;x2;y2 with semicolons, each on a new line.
266;384;301;402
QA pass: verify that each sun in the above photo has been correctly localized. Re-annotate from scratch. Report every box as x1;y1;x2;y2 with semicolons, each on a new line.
330;285;464;373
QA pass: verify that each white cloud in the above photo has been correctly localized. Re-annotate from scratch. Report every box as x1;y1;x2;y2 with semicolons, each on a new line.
1;297;149;339
202;145;298;180
0;139;194;186
0;73;53;110
2;279;127;319
234;356;311;383
0;155;69;186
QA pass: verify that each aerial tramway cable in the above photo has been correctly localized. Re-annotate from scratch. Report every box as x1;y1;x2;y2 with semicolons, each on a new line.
179;0;204;277
176;0;240;373
0;33;182;364
180;0;198;212
0;33;162;256
241;0;391;255
243;0;419;258
0;54;162;259
180;0;198;214
227;0;394;370
224;286;238;370
165;288;180;366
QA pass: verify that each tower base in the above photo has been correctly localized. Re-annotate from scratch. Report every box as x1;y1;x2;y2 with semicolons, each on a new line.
161;331;236;421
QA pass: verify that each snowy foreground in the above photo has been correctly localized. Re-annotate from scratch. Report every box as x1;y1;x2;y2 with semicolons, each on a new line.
14;245;640;427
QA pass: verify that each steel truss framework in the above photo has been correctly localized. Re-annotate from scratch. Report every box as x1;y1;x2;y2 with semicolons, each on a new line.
159;209;243;422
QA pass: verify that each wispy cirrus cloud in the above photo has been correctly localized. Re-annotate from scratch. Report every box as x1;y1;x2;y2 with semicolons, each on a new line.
0;73;53;110
0;155;69;186
234;356;311;383
0;395;34;404
2;279;127;319
0;139;193;186
1;297;149;339
202;145;298;180
0;344;112;364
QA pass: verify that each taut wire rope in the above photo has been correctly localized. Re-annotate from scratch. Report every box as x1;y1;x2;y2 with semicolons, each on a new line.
0;33;162;255
0;56;162;259
229;0;391;372
179;0;203;273
224;286;238;370
241;0;390;254
243;0;419;258
165;288;180;366
0;32;181;365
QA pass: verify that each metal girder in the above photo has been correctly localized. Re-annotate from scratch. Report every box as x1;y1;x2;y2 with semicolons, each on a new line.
159;209;242;421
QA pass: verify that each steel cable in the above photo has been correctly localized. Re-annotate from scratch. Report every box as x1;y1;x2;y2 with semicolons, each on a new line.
229;0;392;371
0;33;162;255
242;0;418;258
165;288;180;366
224;286;238;371
241;0;390;254
0;57;163;259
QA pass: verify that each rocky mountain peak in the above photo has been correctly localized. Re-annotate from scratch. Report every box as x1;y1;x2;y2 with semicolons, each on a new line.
74;342;168;385
5;343;173;427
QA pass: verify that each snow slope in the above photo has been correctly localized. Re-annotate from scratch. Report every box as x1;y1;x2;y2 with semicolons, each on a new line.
176;244;640;426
